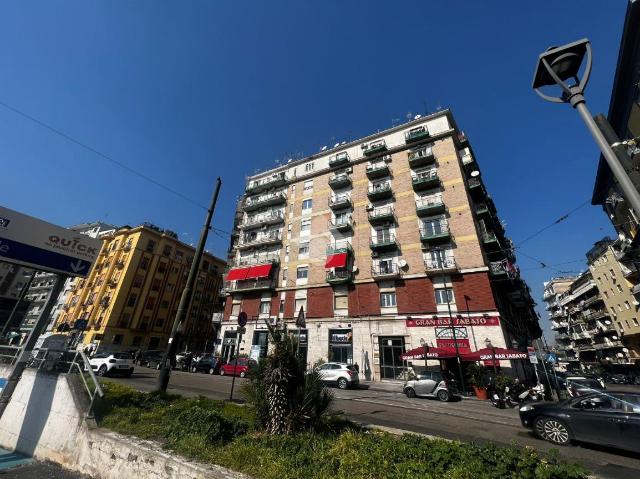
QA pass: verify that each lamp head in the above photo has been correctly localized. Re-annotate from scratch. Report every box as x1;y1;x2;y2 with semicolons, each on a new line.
532;39;589;89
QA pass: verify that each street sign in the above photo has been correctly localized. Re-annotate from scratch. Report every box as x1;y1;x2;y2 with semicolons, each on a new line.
296;306;306;328
527;346;538;364
0;206;102;277
237;311;247;327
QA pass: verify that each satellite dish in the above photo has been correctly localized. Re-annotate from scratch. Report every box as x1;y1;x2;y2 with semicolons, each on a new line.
352;265;358;273
612;335;618;340
398;259;407;268
470;170;481;177
623;347;629;352
287;159;292;163
605;320;611;324
341;141;346;145
333;143;340;148
321;146;327;151
414;114;422;119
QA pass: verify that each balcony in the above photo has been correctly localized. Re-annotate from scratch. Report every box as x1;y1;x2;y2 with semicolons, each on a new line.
244;191;287;211
328;217;353;233
367;182;393;201
225;278;274;292
368;206;396;224
468;177;487;199
420;222;451;243
582;309;606;321
366;162;391;179
407;146;436;168
326;242;353;256
416;197;446;217
328;173;352;189
328;194;352;210
329;152;350;168
371;263;401;279
551;321;569;330
237;231;282;250
363;140;387;157
593;339;623;350
235;253;280;267
405;126;430;144
326;269;352;285
241;210;284;229
246;172;287;195
412;171;440;191
369;233;397;251
482;231;500;250
424;257;458;273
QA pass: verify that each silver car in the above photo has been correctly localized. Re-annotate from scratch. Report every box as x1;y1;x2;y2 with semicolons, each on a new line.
403;371;455;401
316;362;360;389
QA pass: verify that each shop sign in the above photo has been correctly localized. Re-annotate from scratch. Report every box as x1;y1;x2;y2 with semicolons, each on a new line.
436;338;471;354
329;330;352;343
406;316;500;327
249;345;261;361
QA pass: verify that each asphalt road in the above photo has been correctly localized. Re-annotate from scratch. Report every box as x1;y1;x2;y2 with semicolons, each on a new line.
108;369;640;479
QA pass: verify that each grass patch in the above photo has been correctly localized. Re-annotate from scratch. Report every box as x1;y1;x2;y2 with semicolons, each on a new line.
96;382;588;479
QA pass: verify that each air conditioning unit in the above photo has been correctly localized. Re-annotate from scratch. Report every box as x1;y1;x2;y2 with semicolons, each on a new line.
383;154;392;162
366;204;374;211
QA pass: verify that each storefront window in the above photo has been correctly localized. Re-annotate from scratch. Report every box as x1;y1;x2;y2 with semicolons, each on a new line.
251;330;269;360
328;328;352;364
378;336;406;380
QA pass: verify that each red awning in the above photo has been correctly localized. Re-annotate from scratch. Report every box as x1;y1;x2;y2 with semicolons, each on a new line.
461;347;528;361
246;263;273;279
225;267;250;281
400;346;459;361
325;252;348;268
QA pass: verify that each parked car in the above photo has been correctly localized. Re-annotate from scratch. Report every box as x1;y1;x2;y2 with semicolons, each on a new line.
519;392;640;452
191;355;223;375
134;349;163;367
88;352;134;377
404;371;457;402
315;362;359;389
219;357;256;378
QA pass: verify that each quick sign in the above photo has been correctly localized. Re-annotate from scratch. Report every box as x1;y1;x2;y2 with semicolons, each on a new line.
406;316;500;327
0;206;102;277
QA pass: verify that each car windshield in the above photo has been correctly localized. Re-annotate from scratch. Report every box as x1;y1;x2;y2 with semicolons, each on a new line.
93;353;110;359
113;353;132;359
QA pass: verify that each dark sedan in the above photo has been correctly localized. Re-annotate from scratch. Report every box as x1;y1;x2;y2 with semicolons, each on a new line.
519;392;640;452
191;355;223;375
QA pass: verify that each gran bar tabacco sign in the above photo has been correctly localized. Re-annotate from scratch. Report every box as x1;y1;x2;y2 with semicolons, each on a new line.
406;316;500;327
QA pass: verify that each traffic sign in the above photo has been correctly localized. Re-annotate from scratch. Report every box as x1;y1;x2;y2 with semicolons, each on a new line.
238;311;248;327
527;346;538;364
0;206;102;277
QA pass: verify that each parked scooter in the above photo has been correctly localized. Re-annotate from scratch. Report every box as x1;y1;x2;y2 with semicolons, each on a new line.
505;382;544;408
487;381;506;409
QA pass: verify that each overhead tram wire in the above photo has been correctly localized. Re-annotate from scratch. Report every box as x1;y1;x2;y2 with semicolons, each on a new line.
0;99;208;211
514;199;591;248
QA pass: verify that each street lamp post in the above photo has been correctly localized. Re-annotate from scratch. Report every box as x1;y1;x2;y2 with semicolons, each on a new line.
439;255;466;394
485;338;497;374
420;337;428;371
532;39;640;218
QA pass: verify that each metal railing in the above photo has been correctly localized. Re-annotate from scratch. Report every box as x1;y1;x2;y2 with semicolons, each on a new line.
235;253;280;267
408;146;434;161
416;197;444;210
371;263;401;277
424;257;457;271
243;211;284;228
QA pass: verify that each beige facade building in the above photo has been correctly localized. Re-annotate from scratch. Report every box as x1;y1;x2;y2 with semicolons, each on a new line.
543;277;575;360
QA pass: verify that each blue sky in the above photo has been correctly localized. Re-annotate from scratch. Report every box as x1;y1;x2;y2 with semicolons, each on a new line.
0;1;628;340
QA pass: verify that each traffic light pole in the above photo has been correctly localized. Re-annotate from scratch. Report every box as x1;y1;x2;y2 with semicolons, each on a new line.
156;178;222;393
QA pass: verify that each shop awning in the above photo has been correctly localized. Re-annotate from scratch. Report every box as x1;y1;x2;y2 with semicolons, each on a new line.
225;267;250;281
400;346;459;361
325;252;348;268
246;263;273;279
461;347;528;361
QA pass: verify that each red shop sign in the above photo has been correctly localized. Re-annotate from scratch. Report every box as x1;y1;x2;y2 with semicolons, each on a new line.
406;316;500;327
436;339;472;354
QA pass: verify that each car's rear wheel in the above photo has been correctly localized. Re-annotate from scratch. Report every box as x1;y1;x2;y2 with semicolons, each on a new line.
97;365;108;377
540;418;571;445
405;388;416;398
337;378;348;389
437;390;450;402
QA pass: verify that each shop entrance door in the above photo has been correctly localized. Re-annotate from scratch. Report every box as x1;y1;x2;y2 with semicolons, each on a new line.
379;336;406;380
221;331;238;361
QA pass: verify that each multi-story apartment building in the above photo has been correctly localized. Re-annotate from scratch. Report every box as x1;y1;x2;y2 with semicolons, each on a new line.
587;238;639;362
0;262;34;335
20;272;58;337
543;277;575;360
220;110;540;381
54;223;225;353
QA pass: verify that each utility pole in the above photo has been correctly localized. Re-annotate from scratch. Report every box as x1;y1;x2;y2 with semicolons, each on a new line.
156;178;222;393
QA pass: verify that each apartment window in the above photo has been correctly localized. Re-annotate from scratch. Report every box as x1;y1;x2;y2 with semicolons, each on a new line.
300;219;311;234
435;288;455;305
146;240;156;253
158;262;167;273
259;301;271;315
151;278;162;292
610;269;616;278
380;292;397;308
127;294;137;308
603;272;608;280
334;293;349;310
616;284;623;294
231;303;241;316
283;269;288;281
140;257;149;271
618;321;624;331
285;245;290;255
289;204;294;214
162;245;172;257
305;162;314;172
302;199;313;211
625;301;631;310
297;266;309;279
112;334;124;345
304;180;313;191
279;300;285;314
294;298;307;312
618;304;623;312
603;291;609;299
633;318;640;327
160;300;169;309
165;283;174;292
298;242;309;257
625;320;631;328
145;297;156;310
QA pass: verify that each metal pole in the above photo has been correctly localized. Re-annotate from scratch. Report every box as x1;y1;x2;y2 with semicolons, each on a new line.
573;100;640;217
492;346;497;374
156;178;222;393
0;270;35;340
0;274;66;419
442;264;465;393
228;329;242;402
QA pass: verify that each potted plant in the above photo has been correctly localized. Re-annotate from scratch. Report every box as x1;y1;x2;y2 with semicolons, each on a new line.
467;363;488;399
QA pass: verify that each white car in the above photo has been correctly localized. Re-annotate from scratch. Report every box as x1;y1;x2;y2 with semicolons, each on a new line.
316;362;359;389
88;352;134;377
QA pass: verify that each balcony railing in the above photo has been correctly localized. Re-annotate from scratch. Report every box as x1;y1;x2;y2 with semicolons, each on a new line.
326;241;353;256
246;172;287;194
235;253;280;267
244;191;287;211
551;321;569;330
405;126;430;144
368;206;396;224
328;195;352;210
582;295;603;308
363;140;387;156
326;269;352;285
582;309;606;321
328;173;351;189
371;263;401;278
424;257;457;272
328;217;353;232
408;146;435;168
225;278;274;292
367;182;393;200
366;162;390;179
412;170;439;191
420;222;451;243
242;211;284;229
329;152;350;168
237;231;282;249
416;197;445;216
482;231;499;245
369;233;397;250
